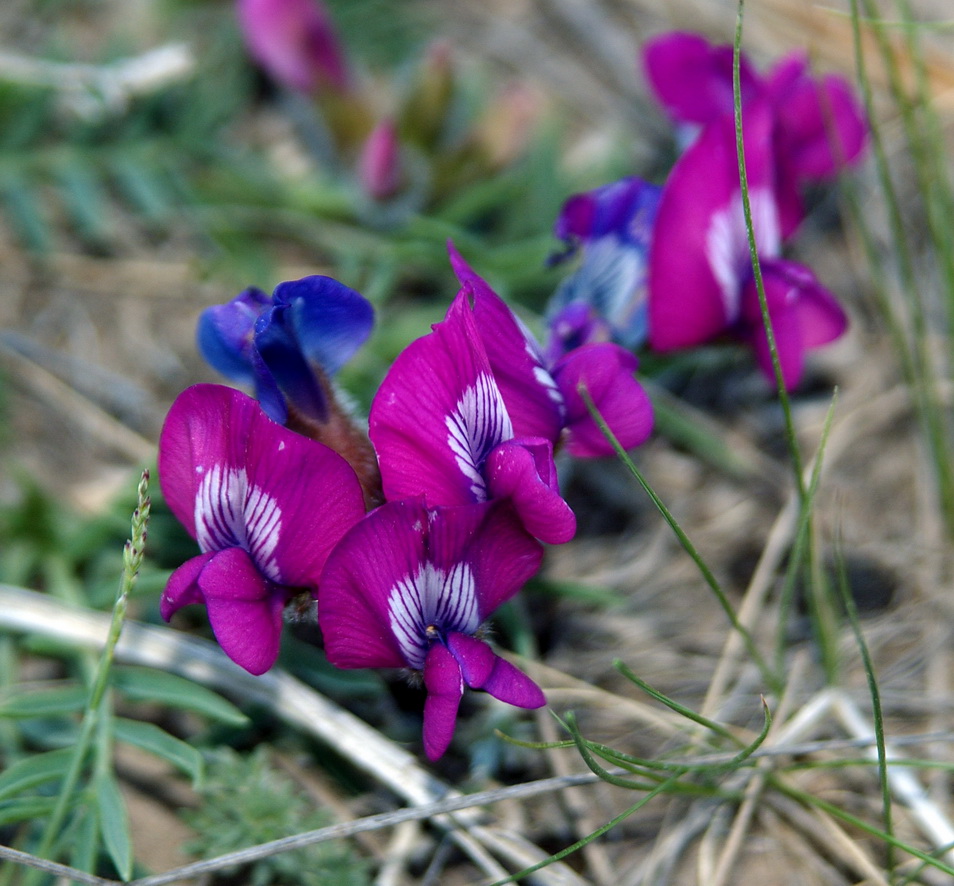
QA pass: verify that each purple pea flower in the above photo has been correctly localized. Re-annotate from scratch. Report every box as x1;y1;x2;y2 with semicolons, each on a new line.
158;384;366;675
647;102;847;390
547;177;662;358
237;0;351;95
449;245;655;458
643;32;762;132
319;499;546;760
643;31;866;236
197;276;374;427
368;288;576;545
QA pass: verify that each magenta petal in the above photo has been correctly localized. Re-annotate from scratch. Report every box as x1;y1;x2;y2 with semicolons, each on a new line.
237;0;350;94
756;260;847;347
445;633;545;709
745;298;805;391
447;633;545;709
158;384;365;589
160;552;216;620
419;501;543;617
740;270;807;390
242;407;365;588
448;243;565;442
158;385;253;538
741;259;847;389
422;643;464;760
769;56;867;181
553;343;653;457
481;657;546;709
794;285;848;348
485;440;576;544
643;32;761;125
319;500;428;670
370;292;513;506
648;103;778;350
446;632;496;687
457;502;543;615
773;170;807;241
198;547;286;675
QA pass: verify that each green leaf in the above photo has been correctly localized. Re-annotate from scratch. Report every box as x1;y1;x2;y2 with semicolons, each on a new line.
0;795;59;826
0;685;87;719
0;170;52;252
95;771;133;880
112;667;249;726
113;717;203;786
110;153;171;223
70;806;99;874
55;159;113;245
0;748;73;801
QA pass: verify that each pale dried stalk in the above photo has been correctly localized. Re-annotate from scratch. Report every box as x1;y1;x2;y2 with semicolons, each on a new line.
0;44;193;116
0;584;582;885
767;792;892;886
705;652;812;886
534;705;616;886
832;689;954;865
701;382;914;720
0;342;155;463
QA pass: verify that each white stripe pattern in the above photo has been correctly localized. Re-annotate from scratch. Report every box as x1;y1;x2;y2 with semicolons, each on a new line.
705;187;780;322
387;562;479;670
445;373;513;499
194;464;282;581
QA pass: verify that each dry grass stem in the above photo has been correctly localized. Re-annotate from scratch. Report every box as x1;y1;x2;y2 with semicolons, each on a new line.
0;584;578;885
0;338;155;463
832;689;954;864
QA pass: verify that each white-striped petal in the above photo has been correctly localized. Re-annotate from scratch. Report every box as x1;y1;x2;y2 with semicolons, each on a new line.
194;464;282;582
705;187;780;323
387;562;479;670
444;373;514;499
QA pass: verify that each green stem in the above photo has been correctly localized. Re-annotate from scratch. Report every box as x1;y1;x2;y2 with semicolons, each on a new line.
732;0;805;497
25;471;149;883
581;387;779;692
835;543;894;875
849;0;954;532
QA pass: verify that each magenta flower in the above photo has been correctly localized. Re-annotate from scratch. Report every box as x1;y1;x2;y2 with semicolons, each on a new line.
319;499;546;760
449;245;654;458
643;31;866;236
368;289;576;544
237;0;350;94
643;32;762;131
547;177;661;357
647;102;847;389
158;384;366;675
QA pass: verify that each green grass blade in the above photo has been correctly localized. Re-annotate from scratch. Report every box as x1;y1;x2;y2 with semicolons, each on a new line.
834;542;894;874
488;773;687;886
580;387;778;691
733;0;805;494
613;661;740;745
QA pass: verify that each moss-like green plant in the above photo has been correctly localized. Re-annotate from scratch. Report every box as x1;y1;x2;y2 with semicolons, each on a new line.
182;747;371;886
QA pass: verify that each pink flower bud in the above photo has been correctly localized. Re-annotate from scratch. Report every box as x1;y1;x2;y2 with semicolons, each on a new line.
237;0;350;94
358;119;403;201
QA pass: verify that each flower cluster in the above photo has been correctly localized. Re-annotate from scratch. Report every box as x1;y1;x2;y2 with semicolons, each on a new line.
160;248;653;759
548;32;867;390
235;0;543;225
